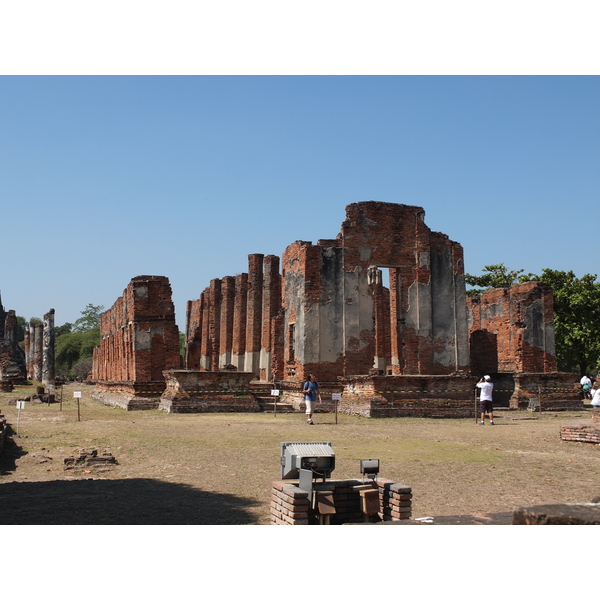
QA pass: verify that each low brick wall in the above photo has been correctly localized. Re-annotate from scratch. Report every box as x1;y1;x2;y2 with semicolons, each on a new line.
510;372;583;411
560;409;600;444
92;381;166;410
338;374;477;418
270;478;412;525
158;370;259;413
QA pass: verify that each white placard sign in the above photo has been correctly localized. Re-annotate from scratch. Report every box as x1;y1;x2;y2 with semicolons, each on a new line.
46;384;54;390
270;389;280;396
73;391;82;398
16;401;26;410
331;393;342;401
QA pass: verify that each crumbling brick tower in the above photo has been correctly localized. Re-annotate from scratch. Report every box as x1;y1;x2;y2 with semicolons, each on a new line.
92;276;181;410
282;202;470;382
467;281;556;375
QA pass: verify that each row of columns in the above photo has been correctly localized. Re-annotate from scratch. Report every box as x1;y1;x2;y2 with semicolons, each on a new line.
186;254;282;380
23;308;55;385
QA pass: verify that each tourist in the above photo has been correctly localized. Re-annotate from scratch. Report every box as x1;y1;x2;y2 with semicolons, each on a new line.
303;374;322;425
590;381;600;408
580;374;592;400
476;375;494;425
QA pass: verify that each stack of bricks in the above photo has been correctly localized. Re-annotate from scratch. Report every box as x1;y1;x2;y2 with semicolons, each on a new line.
270;478;412;525
379;480;413;521
560;410;600;444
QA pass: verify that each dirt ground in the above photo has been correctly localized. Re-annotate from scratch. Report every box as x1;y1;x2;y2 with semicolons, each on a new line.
1;382;599;525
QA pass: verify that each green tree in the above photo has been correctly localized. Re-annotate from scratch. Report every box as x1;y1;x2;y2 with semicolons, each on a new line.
465;264;525;297
73;303;104;333
55;304;103;378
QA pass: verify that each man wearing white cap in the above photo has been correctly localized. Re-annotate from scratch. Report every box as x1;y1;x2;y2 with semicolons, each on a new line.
476;375;495;425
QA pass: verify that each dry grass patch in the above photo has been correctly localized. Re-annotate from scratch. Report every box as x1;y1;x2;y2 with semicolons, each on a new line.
1;382;598;524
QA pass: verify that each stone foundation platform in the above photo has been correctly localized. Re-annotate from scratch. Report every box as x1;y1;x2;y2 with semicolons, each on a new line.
510;372;583;411
92;381;166;410
158;370;259;413
338;374;478;418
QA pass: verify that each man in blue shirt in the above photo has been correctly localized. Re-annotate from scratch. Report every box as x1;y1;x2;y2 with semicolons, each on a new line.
303;374;322;425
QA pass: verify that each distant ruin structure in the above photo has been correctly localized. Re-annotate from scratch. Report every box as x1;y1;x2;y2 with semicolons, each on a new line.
91;276;181;410
0;295;26;386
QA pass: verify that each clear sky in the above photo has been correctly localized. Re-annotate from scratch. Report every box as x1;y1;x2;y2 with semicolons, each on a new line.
1;75;598;328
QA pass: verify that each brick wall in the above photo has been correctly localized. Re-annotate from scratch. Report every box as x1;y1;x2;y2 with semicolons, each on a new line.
270;478;412;524
158;369;259;413
339;373;478;418
91;276;181;410
467;282;556;374
560;410;600;444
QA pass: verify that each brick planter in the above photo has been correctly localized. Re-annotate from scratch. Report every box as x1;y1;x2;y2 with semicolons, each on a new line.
270;478;412;525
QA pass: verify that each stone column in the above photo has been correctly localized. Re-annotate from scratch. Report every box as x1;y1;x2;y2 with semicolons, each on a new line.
232;273;248;371
209;279;222;371
219;276;235;367
24;328;31;379
42;308;55;386
260;255;281;382
245;254;263;377
33;323;43;381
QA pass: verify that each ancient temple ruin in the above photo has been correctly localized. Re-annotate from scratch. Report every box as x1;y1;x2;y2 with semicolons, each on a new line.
91;276;181;410
0;295;26;387
92;201;580;415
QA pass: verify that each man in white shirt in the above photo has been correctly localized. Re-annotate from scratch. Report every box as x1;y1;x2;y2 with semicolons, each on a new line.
476;375;494;425
580;375;592;400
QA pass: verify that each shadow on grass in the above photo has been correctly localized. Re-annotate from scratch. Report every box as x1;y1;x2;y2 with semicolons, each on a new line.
0;430;28;475
0;477;260;525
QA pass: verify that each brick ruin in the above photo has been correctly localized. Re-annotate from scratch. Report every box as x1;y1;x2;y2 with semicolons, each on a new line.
91;276;181;410
91;201;580;416
0;295;26;387
466;282;579;410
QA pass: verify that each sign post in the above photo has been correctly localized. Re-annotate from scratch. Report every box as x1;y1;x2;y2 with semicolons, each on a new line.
74;391;82;421
332;393;341;424
271;389;280;416
16;400;25;435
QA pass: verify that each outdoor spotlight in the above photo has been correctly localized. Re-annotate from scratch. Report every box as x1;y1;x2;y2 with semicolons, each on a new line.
360;458;380;480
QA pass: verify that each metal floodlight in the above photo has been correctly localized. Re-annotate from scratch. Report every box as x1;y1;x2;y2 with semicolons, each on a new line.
360;458;380;480
280;442;336;480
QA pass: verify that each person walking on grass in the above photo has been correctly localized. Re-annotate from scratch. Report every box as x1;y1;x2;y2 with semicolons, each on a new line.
476;375;495;425
303;374;322;425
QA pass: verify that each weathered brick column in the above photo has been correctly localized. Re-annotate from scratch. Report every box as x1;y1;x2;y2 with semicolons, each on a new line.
245;254;263;377
42;308;55;386
208;279;222;372
260;255;281;382
232;273;248;371
219;276;235;368
32;322;43;382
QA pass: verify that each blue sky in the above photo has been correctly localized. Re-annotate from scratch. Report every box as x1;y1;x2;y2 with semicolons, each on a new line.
1;75;599;328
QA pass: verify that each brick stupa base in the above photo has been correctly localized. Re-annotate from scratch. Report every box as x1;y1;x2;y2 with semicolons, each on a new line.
560;409;600;444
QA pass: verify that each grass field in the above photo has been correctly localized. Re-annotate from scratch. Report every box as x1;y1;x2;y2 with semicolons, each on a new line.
1;382;599;525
